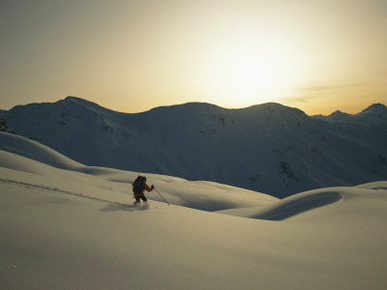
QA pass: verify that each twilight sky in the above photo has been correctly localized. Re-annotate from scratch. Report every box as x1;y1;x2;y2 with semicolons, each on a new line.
1;0;387;115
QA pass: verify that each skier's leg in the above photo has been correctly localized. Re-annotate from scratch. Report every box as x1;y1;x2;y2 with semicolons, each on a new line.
134;196;141;204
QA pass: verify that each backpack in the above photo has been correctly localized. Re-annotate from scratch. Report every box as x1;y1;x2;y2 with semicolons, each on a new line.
133;176;146;193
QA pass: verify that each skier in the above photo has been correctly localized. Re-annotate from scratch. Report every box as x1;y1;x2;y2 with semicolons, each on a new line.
0;118;14;134
132;176;154;205
0;118;8;132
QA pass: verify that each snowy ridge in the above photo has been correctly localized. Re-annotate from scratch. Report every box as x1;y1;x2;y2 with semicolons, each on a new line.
1;132;387;289
1;97;386;198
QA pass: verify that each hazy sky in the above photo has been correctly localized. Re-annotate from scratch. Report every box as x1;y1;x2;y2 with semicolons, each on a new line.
1;0;387;115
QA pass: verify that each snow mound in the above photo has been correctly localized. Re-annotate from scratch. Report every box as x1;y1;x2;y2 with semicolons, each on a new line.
217;189;342;220
218;182;387;220
254;190;342;220
0;132;82;170
355;180;387;190
0;132;141;176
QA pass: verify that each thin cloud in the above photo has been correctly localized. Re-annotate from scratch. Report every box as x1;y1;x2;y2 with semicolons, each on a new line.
282;83;362;104
298;83;361;93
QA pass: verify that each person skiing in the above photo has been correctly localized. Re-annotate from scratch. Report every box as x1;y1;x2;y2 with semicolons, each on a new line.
0;118;14;134
132;175;154;205
0;118;8;132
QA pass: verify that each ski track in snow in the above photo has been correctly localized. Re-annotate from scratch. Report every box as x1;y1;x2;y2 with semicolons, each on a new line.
0;178;135;208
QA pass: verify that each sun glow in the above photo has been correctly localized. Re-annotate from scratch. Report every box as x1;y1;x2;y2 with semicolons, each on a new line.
200;35;304;107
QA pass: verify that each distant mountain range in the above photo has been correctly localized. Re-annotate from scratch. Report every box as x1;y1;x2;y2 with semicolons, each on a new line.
1;96;386;198
313;103;387;126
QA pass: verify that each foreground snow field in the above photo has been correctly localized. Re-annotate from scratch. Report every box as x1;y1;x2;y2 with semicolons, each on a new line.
1;132;387;289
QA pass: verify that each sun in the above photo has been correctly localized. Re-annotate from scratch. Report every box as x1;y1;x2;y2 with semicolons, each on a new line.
200;35;303;107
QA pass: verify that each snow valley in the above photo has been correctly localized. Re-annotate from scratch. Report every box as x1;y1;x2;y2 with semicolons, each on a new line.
1;131;387;289
1;97;386;197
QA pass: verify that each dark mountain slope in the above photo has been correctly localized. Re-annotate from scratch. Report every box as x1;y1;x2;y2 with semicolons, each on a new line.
2;97;386;197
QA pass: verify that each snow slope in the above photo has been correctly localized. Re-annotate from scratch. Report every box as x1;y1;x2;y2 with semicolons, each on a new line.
1;132;387;289
2;97;386;197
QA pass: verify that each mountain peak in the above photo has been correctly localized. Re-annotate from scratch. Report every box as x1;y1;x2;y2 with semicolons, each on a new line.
361;103;387;114
353;103;387;126
330;110;344;116
61;96;115;115
328;110;351;118
64;96;100;107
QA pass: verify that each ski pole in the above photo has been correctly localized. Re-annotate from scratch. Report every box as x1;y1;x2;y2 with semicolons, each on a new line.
153;187;170;205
